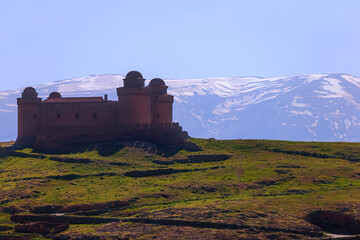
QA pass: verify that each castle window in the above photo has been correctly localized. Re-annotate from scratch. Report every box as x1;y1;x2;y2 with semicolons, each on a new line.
157;114;160;118
75;113;79;119
155;96;159;99
93;113;97;119
57;113;61;119
33;114;37;118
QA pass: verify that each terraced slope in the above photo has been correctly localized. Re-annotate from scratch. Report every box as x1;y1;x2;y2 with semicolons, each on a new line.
0;139;359;239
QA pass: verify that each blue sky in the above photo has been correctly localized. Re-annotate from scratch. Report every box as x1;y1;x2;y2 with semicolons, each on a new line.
0;0;359;91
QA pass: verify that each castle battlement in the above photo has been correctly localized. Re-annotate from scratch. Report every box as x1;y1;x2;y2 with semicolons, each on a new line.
15;71;188;152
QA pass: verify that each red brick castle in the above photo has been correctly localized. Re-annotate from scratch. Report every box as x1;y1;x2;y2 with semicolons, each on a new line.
15;71;188;152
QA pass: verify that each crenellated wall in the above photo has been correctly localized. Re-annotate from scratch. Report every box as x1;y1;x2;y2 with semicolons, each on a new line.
35;123;187;152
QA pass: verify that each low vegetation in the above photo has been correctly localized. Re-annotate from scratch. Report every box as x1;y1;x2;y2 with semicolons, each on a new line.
0;139;359;239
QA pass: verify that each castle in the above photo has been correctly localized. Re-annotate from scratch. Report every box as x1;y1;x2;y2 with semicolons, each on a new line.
15;71;188;152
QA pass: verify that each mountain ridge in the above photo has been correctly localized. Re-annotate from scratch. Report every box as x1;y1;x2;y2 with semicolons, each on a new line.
1;73;360;142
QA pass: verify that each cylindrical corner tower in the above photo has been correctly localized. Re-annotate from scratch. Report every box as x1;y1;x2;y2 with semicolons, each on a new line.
15;87;42;147
117;71;151;124
149;78;173;124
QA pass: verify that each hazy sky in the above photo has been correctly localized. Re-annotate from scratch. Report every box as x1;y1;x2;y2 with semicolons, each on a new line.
0;0;359;91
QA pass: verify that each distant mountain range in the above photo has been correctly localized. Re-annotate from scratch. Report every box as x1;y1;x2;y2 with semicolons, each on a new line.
1;73;360;142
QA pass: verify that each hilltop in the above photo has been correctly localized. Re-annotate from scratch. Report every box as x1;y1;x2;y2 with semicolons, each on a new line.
0;139;359;239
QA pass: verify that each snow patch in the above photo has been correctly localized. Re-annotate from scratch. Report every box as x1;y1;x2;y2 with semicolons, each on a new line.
305;74;328;83
57;75;123;92
307;125;317;136
289;110;313;116
330;110;346;118
344;119;352;129
212;88;288;115
311;120;318;127
315;78;360;110
351;116;360;126
342;75;360;88
228;116;239;120
291;99;307;107
318;78;344;98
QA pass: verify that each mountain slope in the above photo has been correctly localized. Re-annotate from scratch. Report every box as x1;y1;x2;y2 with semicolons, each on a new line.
1;73;360;141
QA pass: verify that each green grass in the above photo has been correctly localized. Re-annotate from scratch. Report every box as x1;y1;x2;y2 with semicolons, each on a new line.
0;138;360;239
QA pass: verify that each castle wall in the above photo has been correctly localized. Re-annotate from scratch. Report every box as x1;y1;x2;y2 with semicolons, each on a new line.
17;71;187;151
40;102;118;127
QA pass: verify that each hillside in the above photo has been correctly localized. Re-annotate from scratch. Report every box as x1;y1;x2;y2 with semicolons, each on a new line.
0;139;359;239
2;73;360;142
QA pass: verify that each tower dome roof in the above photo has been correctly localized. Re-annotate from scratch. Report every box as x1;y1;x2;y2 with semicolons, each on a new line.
21;87;38;99
149;78;167;95
123;71;145;88
125;71;144;80
23;87;36;94
149;78;166;87
49;92;62;99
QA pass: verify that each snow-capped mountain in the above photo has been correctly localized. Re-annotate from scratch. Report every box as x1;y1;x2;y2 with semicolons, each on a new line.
1;73;360;142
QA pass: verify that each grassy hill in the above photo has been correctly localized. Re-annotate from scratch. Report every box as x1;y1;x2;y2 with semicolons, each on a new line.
0;139;359;239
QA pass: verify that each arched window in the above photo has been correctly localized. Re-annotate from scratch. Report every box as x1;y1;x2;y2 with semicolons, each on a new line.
93;113;97;119
57;113;61;119
75;113;79;119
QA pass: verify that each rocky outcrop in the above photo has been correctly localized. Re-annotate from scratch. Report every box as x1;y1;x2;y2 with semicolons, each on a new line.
1;205;25;214
124;167;211;177
306;210;360;234
11;214;120;224
49;156;91;164
0;225;13;231
30;204;63;214
187;154;230;162
153;154;231;165
60;200;129;213
124;168;186;177
11;214;323;237
14;221;69;234
21;172;117;181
